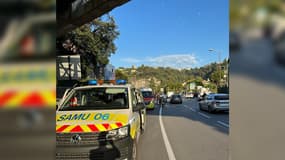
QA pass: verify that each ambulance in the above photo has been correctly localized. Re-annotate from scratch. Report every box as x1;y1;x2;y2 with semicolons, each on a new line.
140;88;155;110
56;79;146;160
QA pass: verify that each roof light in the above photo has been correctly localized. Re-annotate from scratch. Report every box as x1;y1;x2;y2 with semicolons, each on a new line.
98;80;104;85
88;80;97;85
116;79;127;85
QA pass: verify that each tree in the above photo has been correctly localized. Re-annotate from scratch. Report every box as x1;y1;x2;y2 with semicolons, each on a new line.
115;69;128;80
59;14;119;79
210;70;223;86
149;78;156;91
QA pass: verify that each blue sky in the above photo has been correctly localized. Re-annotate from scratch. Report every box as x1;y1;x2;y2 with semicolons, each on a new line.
109;0;228;69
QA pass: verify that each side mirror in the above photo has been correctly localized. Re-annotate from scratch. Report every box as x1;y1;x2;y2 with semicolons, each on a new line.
133;103;145;112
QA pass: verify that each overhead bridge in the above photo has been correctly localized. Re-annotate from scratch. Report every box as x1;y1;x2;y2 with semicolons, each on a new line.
57;0;130;36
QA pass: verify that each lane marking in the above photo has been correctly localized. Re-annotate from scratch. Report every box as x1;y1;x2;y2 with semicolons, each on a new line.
190;108;196;112
198;112;211;119
217;121;229;128
159;107;176;160
183;105;196;112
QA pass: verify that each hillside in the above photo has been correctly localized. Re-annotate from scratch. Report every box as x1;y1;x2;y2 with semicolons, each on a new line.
116;59;229;93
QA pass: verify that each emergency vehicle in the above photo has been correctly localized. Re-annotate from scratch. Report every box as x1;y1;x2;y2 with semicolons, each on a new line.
56;79;146;160
140;88;155;110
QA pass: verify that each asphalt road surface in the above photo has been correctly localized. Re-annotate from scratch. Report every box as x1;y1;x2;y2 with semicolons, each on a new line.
137;98;229;160
230;30;285;160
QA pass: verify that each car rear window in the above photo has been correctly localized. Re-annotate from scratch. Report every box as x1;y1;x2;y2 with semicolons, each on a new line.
214;95;229;100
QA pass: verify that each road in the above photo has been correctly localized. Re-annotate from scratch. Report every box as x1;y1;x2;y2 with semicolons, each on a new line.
230;29;285;160
137;98;229;160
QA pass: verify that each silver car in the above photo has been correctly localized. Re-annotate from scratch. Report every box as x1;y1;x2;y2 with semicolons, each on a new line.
198;94;229;113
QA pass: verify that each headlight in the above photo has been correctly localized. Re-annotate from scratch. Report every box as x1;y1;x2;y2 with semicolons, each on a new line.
106;125;129;140
118;126;129;136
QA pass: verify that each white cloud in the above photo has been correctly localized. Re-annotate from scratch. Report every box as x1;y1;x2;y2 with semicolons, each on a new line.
120;54;198;69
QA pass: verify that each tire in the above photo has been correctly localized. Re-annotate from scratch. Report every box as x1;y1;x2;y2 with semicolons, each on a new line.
131;139;137;160
199;103;203;111
140;114;146;135
208;105;214;113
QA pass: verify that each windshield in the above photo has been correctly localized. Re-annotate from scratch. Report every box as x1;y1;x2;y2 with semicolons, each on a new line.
59;87;129;111
141;91;153;98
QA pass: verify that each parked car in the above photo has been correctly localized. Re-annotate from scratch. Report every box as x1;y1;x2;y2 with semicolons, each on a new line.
170;94;183;104
198;93;229;113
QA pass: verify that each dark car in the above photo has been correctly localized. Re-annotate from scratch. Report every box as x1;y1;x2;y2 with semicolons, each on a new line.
170;94;182;104
274;31;285;66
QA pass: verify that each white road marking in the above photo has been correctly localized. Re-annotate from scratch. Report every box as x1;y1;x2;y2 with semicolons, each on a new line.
183;105;196;112
190;108;196;112
217;121;229;128
159;107;176;160
198;112;211;119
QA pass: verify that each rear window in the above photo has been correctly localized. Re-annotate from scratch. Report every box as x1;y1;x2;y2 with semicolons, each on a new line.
214;95;229;100
172;95;181;98
141;91;153;98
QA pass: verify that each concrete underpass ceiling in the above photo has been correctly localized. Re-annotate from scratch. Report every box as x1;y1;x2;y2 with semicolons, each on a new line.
57;0;130;37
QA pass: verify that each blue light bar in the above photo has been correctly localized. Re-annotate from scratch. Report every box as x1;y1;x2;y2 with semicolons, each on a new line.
88;80;97;85
116;79;127;85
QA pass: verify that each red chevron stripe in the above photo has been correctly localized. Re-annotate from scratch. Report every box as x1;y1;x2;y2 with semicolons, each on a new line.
0;91;16;107
87;124;99;132
116;122;123;128
70;125;83;132
21;92;45;107
102;123;110;130
56;125;69;133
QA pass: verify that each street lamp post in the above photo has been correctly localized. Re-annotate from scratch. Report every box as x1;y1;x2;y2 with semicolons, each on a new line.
208;49;222;88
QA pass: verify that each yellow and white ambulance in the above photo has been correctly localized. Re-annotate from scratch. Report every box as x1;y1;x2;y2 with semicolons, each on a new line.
56;80;146;160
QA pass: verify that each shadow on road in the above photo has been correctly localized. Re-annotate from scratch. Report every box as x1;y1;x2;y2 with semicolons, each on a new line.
146;102;229;135
231;37;285;89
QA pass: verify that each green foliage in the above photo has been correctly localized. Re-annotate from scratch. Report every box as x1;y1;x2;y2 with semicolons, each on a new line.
210;70;223;85
120;59;229;92
115;69;128;80
60;15;119;79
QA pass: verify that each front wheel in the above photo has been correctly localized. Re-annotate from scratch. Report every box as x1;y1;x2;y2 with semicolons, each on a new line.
140;113;146;135
199;103;203;111
208;105;214;113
